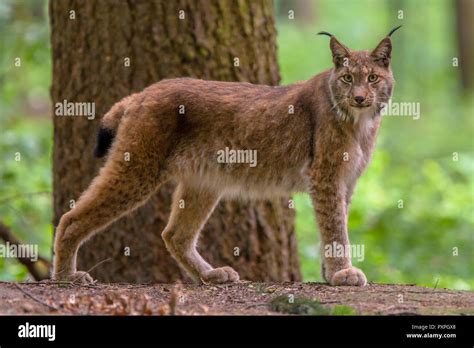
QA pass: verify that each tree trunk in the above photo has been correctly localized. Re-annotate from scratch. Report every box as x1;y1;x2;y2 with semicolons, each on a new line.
455;0;474;91
50;0;300;283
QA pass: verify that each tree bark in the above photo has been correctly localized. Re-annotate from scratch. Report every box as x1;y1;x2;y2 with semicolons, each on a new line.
455;0;474;91
50;0;300;283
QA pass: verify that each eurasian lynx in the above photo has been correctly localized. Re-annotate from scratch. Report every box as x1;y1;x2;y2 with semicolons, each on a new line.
53;27;401;286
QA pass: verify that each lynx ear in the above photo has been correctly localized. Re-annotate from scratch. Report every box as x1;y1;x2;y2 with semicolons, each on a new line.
371;37;392;67
317;31;350;68
371;26;401;67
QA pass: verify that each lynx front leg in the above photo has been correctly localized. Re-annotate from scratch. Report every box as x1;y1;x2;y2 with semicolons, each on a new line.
162;184;239;284
311;182;367;286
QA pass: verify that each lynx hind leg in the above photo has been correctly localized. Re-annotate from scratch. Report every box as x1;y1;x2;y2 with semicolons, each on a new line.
53;108;173;283
53;162;165;284
162;184;239;284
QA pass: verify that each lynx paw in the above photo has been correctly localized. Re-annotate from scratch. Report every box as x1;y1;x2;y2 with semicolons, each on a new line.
330;267;367;286
201;266;240;284
54;271;96;285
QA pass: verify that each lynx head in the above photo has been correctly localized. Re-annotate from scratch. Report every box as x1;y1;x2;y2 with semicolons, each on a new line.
318;26;401;122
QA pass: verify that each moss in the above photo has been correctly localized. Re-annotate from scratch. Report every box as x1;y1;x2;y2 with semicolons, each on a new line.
331;305;358;315
269;295;357;315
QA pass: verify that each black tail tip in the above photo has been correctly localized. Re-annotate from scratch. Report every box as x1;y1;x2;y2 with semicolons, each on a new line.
94;126;115;158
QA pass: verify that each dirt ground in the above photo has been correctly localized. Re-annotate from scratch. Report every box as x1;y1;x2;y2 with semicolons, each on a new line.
0;281;472;315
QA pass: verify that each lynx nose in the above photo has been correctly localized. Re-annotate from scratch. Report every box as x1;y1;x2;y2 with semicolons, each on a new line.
354;96;365;105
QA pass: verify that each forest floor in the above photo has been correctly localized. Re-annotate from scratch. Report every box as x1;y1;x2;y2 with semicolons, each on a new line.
1;281;473;315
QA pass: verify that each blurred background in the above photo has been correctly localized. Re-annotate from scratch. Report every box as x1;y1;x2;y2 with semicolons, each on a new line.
0;0;472;289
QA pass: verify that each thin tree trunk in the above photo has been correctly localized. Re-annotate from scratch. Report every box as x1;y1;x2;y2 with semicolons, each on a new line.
455;0;474;91
278;0;316;26
50;0;300;283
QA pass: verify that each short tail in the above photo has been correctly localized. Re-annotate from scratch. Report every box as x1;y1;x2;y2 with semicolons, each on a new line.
94;126;116;158
93;95;134;158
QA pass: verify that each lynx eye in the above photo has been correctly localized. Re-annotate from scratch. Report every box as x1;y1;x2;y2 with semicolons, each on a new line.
341;74;353;83
368;74;379;83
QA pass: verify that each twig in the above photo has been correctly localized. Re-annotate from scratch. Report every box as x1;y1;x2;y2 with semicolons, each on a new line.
32;280;99;289
0;221;51;280
391;311;422;316
85;258;111;275
244;303;268;309
71;258;111;284
0;191;51;206
13;282;58;311
318;300;341;304
3;204;37;235
53;257;111;285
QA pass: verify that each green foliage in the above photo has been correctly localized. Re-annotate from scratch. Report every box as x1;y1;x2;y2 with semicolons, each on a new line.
331;305;358;315
270;295;357;315
0;119;53;280
0;0;52;281
278;0;473;290
0;0;51;119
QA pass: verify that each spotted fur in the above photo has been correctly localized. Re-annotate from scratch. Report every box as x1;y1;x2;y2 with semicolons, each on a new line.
53;31;398;285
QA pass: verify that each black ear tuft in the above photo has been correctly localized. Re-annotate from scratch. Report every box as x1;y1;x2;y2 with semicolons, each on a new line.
317;31;351;68
317;31;333;38
387;25;402;37
371;26;401;68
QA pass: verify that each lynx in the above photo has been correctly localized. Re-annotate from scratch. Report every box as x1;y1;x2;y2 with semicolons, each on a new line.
53;27;401;286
